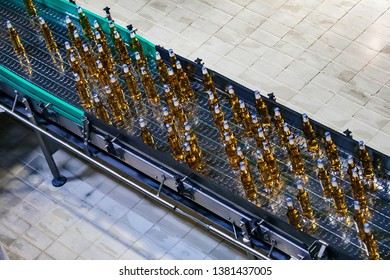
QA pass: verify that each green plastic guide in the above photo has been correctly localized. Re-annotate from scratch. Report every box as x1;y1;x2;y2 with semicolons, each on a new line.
0;0;156;126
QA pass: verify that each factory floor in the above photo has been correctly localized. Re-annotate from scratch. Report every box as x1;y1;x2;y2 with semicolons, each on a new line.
0;114;248;260
1;0;389;260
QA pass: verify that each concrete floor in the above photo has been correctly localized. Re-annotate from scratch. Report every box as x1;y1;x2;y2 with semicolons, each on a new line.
1;0;389;259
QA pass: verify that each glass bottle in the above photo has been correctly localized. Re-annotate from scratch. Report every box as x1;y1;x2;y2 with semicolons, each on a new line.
350;168;367;211
123;64;141;101
93;94;111;125
95;31;112;60
255;128;268;149
82;43;99;79
7;21;32;74
184;142;204;172
286;197;303;231
287;136;305;175
239;162;258;201
104;86;124;124
256;150;273;189
224;132;239;170
227;85;241;123
202;66;216;98
77;6;94;41
316;159;332;198
353;201;366;240
212;104;225;132
22;0;38;17
176;61;194;102
113;30;131;65
330;177;348;216
167;67;181;100
347;155;357;180
65;16;77;44
172;97;187;131
324;132;341;172
208;91;219;112
254;90;271;128
358;141;376;191
236;146;249;171
363;224;380;260
69;53;86;81
262;141;280;181
166;123;184;161
184;122;202;159
74;73;93;109
96;59;110;87
97;44;114;75
238;100;253;136
156;51;169;84
168;49;177;72
140;66;159;104
130;30;145;60
109;74;130;113
251;114;261;138
164;84;175;113
38;17;60;55
135;51;147;72
296;180;314;219
302;114;319;152
139;118;156;149
273;107;285;141
280;122;292;146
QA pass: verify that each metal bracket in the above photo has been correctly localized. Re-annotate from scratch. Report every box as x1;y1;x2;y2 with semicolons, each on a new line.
12;90;19;112
104;135;124;159
175;175;194;200
308;240;329;260
267;239;276;258
82;117;92;156
157;174;166;197
343;129;353;138
39;102;59;123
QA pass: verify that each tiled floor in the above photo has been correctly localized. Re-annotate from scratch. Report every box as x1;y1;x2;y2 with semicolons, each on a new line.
0;115;247;260
1;0;390;260
79;0;389;155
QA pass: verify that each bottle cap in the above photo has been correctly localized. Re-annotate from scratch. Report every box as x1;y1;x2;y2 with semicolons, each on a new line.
175;61;182;69
94;31;101;39
224;132;230;142
208;91;214;100
283;123;289;132
155;51;161;60
353;201;360;210
109;20;114;28
93;20;99;29
130;30;136;39
65;16;71;24
96;60;102;68
302;113;308;122
254;90;261;99
184;122;191;131
162;107;169;116
140;66;147;75
325;132;331;141
274;107;280;116
251;115;258;123
184;132;191;141
168;67;174;75
347;155;354;165
262;141;269;150
77;6;82;13
93;94;100;103
258;128;264;137
73;73;80;81
352;167;359;177
166;123;172;132
227;85;234;95
239;100;245;109
173;98;179;107
69;53;76;62
288;136;295;145
6;20;12;29
201;66;208;75
73;30;79;38
256;150;263;159
331;177;337;187
239;161;246;171
168;49;174;56
363;223;371;234
109;74;116;83
139;118;146;128
296;180;303;190
214;105;220;114
286;197;293;207
163;84;170;92
82;43;89;52
104;86;111;93
122;64;129;73
359;141;365;149
38;17;45;25
113;30;120;39
184;142;191;151
97;44;104;52
317;159;324;168
223;121;229;130
65;42;71;50
237;146;243;156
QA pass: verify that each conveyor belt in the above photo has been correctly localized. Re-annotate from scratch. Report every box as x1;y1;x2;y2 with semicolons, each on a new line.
0;0;389;259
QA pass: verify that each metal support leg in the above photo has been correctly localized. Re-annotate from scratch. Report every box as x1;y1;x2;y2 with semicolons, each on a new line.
22;98;66;187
